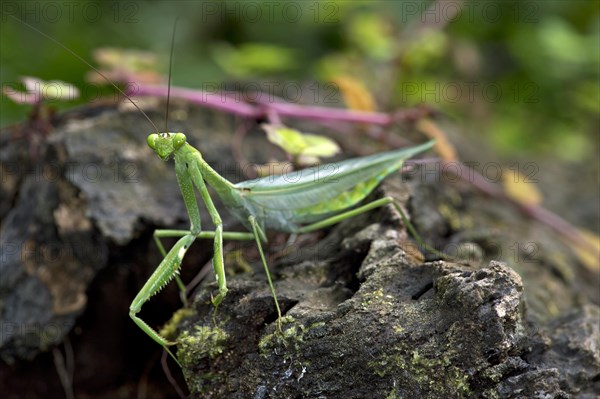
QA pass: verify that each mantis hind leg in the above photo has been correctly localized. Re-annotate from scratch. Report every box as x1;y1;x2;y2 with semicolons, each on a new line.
248;216;283;333
295;196;448;260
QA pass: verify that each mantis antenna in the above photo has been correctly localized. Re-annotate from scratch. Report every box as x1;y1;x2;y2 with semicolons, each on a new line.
164;17;180;132
4;13;161;134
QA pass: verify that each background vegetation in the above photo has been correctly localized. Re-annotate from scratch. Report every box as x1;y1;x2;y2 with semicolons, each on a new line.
1;0;598;162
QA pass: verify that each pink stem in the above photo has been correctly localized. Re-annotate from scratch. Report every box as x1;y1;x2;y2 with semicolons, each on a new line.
130;84;396;125
258;101;393;125
441;161;591;250
130;84;261;118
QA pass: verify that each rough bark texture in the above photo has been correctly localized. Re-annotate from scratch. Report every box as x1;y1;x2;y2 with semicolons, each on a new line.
0;103;598;398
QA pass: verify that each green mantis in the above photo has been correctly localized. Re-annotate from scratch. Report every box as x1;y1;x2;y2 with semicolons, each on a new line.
132;132;436;363
3;12;439;367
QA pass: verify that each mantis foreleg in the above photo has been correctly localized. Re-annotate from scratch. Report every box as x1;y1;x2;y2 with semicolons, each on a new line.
153;228;259;305
129;233;196;366
128;155;216;364
128;158;202;352
152;229;256;304
152;229;258;304
153;232;189;305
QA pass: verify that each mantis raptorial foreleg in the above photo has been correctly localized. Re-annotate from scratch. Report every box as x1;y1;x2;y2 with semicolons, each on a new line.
153;229;258;304
129;233;196;366
152;229;258;303
153;232;189;304
130;224;279;366
129;153;228;363
128;153;203;355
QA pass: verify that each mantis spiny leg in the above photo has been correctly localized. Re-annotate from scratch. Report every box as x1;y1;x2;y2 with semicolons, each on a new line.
153;230;190;305
129;233;196;367
138;228;256;362
151;229;258;304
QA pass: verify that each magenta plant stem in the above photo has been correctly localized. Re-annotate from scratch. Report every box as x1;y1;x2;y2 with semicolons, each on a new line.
131;84;395;125
131;85;261;118
441;161;591;250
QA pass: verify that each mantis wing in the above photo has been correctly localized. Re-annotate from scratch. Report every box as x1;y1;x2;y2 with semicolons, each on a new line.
235;141;434;216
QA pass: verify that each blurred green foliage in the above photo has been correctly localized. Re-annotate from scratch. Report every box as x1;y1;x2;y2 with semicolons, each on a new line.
1;0;598;161
211;42;298;77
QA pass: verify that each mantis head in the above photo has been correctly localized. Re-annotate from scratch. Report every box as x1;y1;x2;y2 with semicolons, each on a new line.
146;132;187;161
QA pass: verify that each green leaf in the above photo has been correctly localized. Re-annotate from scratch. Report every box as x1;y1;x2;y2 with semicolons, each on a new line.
262;124;340;162
263;125;308;155
302;134;341;157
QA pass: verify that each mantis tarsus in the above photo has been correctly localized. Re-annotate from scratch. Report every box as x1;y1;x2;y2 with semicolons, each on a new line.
133;134;436;364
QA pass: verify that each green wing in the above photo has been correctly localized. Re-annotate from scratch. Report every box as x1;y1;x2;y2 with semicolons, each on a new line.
235;141;434;216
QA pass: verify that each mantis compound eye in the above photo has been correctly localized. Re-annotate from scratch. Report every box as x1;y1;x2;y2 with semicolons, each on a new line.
146;133;158;150
173;133;187;150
